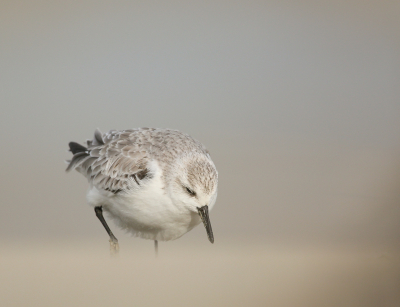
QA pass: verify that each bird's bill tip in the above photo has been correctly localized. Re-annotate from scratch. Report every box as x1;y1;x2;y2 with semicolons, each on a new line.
197;205;214;244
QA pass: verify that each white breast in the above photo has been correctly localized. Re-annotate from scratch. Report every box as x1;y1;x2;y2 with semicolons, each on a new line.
86;160;201;241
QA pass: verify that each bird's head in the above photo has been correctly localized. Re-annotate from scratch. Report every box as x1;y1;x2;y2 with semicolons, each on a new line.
169;153;218;243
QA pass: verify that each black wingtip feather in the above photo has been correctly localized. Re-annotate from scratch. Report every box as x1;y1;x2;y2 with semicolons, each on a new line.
69;142;88;154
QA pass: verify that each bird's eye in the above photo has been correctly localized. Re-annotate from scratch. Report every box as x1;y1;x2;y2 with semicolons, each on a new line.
184;186;196;197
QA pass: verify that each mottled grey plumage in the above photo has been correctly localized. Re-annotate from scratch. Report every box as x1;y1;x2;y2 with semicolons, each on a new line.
67;128;216;195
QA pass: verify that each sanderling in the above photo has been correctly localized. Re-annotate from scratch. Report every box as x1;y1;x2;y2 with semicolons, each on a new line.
66;128;218;254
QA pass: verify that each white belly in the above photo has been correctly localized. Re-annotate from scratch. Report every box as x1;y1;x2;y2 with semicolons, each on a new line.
86;172;202;241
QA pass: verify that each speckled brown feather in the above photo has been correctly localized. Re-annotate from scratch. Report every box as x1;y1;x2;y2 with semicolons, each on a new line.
67;128;216;194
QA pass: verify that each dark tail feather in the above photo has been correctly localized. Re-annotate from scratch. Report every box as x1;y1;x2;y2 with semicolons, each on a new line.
69;142;88;154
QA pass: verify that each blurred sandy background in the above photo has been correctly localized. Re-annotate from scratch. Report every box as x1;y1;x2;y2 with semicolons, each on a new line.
0;0;399;306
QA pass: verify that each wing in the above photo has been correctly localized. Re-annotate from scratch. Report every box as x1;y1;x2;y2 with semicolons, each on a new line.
67;129;150;193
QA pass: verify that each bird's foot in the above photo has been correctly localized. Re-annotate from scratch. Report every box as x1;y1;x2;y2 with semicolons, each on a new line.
109;239;119;256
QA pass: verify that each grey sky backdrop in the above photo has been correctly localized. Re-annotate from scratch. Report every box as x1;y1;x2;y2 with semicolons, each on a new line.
0;0;399;250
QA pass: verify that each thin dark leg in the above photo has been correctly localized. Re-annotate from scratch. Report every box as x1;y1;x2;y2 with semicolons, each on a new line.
154;240;158;257
94;206;119;254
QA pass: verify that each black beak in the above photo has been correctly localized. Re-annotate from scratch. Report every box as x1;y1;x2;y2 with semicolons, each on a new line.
197;205;214;243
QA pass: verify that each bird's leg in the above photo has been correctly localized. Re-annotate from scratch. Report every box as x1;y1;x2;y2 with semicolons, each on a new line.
154;240;158;257
94;206;119;255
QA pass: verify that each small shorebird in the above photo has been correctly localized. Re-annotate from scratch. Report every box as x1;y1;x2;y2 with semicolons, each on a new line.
66;128;218;254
